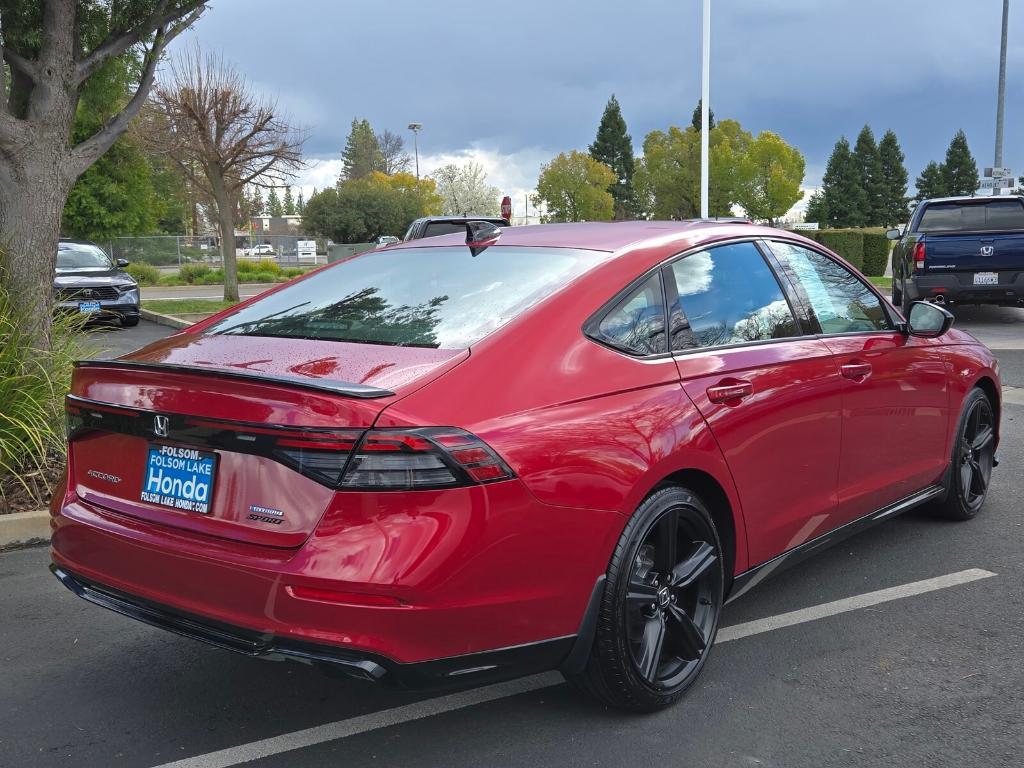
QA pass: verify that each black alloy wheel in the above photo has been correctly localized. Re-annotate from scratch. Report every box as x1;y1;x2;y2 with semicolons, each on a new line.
931;388;996;520
567;486;724;711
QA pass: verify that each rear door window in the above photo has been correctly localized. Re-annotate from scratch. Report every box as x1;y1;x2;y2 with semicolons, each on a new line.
768;241;893;334
207;245;608;348
593;273;667;355
666;242;800;351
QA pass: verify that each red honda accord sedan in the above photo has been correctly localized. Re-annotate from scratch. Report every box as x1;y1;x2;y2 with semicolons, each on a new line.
51;221;1000;711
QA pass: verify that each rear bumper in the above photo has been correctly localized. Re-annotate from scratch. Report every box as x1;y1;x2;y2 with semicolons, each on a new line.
909;272;1024;305
50;482;619;675
51;565;574;687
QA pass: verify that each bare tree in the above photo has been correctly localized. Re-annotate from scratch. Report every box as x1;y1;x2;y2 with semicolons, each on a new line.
0;0;206;342
377;129;410;175
146;46;304;302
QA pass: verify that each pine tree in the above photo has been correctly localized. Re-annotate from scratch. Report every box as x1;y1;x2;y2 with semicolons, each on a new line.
877;130;909;225
690;99;716;131
821;137;868;228
804;190;828;224
915;161;948;201
251;187;265;216
853;125;886;226
267;186;284;217
942;130;980;195
296;189;305;214
341;118;383;180
283;185;296;215
589;95;638;219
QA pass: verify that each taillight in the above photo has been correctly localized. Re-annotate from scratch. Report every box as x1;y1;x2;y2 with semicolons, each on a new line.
913;241;926;271
340;428;514;490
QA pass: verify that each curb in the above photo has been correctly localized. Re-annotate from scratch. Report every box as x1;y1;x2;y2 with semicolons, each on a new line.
140;308;191;330
0;509;50;550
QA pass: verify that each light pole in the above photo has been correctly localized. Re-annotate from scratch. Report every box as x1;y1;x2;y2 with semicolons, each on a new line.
700;0;711;219
408;122;422;181
995;0;1009;169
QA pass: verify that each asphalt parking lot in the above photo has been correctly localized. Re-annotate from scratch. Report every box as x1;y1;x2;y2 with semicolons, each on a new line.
3;307;1023;768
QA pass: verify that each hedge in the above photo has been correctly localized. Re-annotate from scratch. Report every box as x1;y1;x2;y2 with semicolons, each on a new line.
861;232;890;277
804;229;864;271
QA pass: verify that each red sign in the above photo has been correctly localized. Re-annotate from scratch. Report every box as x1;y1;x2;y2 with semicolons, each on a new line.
500;196;512;220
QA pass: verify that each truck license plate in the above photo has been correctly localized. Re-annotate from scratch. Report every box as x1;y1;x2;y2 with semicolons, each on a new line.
973;272;998;286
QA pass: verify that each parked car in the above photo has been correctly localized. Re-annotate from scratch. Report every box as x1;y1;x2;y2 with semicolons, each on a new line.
244;244;276;257
403;215;510;241
54;239;140;326
52;221;999;711
375;235;400;248
889;194;1024;311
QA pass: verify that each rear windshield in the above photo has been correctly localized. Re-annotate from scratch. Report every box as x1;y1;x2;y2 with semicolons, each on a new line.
917;199;1024;232
207;245;607;348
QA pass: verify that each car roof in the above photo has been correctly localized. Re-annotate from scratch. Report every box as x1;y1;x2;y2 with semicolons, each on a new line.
413;215;509;224
919;195;1024;204
389;220;771;254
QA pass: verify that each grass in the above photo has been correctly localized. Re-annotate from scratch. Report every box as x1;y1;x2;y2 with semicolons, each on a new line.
867;276;892;290
144;298;237;316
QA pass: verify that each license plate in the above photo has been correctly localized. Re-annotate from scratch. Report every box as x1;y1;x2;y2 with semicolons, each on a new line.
78;300;101;313
973;272;999;285
141;445;216;514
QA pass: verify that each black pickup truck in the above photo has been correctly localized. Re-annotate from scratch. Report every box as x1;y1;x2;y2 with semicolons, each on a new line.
889;195;1024;312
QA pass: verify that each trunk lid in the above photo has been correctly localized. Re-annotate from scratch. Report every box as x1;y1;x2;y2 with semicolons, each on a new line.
68;333;466;547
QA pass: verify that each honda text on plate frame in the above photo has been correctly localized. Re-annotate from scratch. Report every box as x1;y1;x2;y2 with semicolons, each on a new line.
51;221;1000;712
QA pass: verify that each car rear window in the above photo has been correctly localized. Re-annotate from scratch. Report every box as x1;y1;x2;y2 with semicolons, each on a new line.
207;245;608;348
422;222;471;238
917;199;1024;232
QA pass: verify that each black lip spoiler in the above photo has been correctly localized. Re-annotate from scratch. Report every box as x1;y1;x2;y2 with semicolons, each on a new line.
74;359;396;399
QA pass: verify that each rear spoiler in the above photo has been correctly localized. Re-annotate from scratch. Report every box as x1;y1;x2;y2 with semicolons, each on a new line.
74;359;396;399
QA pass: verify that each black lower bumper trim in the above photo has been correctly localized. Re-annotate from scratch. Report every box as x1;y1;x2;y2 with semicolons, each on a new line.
50;565;574;688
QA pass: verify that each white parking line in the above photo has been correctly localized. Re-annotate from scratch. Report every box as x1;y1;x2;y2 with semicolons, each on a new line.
152;568;997;768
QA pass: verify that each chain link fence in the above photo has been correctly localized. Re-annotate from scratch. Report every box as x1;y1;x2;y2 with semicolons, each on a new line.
107;235;327;268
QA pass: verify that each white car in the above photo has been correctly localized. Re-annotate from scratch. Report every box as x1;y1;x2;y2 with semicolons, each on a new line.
245;244;275;257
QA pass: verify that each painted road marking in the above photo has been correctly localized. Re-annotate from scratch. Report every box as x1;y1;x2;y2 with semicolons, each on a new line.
152;568;997;768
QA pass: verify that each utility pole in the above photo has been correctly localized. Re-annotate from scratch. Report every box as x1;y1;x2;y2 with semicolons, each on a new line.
700;0;711;219
995;0;1010;169
408;123;423;181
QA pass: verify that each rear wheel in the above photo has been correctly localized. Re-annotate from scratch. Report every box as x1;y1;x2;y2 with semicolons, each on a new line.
566;486;724;712
929;388;995;520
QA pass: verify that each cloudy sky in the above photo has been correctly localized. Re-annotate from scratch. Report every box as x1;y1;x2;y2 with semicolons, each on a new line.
184;0;1021;217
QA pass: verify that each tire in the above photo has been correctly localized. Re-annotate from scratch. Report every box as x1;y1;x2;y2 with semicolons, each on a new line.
566;486;724;712
891;277;902;309
121;315;140;327
928;388;996;521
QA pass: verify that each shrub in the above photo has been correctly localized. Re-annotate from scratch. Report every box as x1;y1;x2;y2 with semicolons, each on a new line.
197;270;226;285
238;258;281;276
861;232;890;276
178;263;211;283
125;262;160;286
1;255;91;511
812;229;865;271
281;267;304;279
248;271;278;283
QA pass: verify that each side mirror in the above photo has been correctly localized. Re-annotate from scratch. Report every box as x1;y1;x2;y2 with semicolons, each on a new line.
116;258;130;267
906;300;953;338
885;228;902;240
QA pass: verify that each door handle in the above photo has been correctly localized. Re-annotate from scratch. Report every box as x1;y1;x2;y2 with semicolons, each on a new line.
707;379;753;404
841;362;872;380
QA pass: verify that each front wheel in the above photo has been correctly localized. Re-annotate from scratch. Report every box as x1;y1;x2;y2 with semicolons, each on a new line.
929;388;995;520
566;486;724;712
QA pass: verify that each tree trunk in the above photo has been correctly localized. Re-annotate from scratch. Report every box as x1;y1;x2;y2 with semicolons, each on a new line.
210;175;239;303
0;143;74;348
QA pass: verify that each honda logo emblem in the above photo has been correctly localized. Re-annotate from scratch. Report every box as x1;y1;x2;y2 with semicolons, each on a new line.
980;245;994;256
153;414;169;438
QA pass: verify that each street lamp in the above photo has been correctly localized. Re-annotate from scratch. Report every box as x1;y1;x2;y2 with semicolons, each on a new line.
408;122;423;180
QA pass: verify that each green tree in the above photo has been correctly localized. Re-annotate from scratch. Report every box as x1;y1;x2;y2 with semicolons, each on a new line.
877;130;909;225
853;125;886;225
588;95;637;219
532;151;615;222
820;137;868;228
267;187;284;217
690;99;716;131
283;185;296;215
915;161;948;201
296;189;305;214
804;190;828;224
733;131;805;224
250;187;265;216
303;173;441;243
942;129;980;195
0;0;205;342
341;118;383;180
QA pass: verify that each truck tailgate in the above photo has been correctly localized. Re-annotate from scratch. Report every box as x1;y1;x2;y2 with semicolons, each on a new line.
924;232;1024;273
